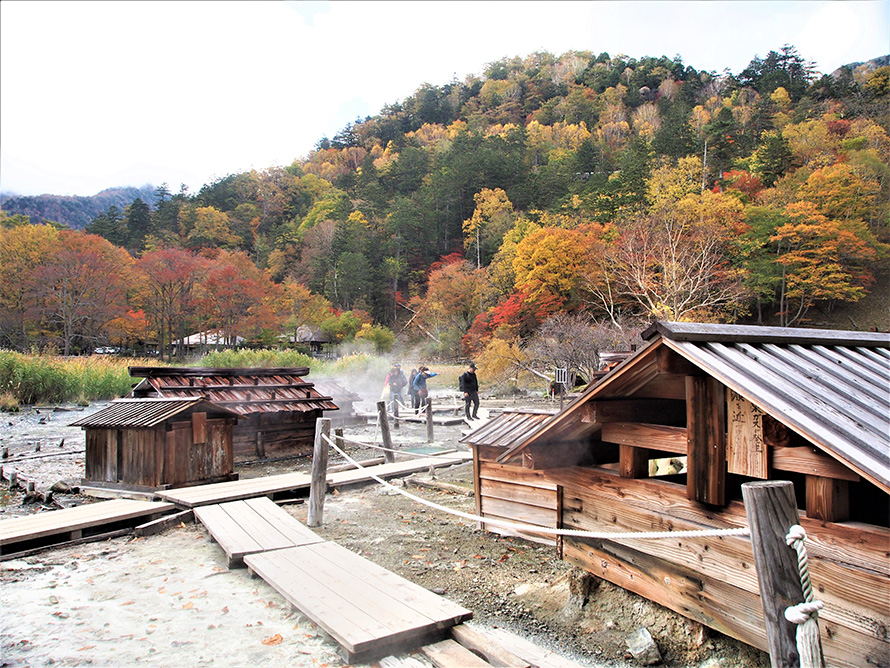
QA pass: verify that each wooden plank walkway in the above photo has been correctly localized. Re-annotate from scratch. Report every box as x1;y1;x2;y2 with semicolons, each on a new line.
245;541;472;662
157;452;471;507
194;497;323;567
0;499;175;556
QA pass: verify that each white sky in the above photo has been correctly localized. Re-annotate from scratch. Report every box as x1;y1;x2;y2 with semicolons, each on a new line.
2;0;888;198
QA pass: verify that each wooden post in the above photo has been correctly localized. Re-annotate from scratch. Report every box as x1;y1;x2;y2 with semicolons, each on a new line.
334;427;345;454
619;444;649;478
255;431;265;459
686;375;726;505
742;480;813;668
426;397;435;443
377;401;395;464
307;417;331;528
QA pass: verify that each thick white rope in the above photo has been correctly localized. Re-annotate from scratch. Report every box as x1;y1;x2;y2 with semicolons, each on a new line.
321;433;750;541
784;525;825;668
336;433;463;460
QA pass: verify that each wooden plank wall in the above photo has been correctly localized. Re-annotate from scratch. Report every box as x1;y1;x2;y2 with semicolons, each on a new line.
85;418;234;488
167;419;233;485
553;466;889;668
233;413;317;462
477;461;559;546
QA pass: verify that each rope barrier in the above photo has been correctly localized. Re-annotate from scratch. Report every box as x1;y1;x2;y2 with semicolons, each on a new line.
335;433;471;461
320;433;750;542
784;525;825;668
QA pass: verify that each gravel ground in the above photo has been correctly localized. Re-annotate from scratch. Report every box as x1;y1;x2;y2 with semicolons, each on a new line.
0;398;768;667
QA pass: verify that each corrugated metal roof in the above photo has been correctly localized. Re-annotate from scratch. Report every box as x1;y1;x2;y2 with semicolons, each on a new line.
664;337;890;491
461;409;557;449
496;322;890;492
128;367;339;415
71;398;238;428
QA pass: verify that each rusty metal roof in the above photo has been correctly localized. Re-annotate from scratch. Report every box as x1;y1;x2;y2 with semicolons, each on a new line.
71;398;239;429
128;367;339;415
497;322;890;492
461;409;557;449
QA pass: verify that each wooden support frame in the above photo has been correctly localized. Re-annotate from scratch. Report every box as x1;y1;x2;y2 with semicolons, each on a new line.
686;376;726;506
619;444;649;478
771;446;860;482
579;399;683;425
805;476;850;522
602;423;687;454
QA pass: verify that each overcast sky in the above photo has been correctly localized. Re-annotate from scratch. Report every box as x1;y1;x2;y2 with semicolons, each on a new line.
2;1;888;198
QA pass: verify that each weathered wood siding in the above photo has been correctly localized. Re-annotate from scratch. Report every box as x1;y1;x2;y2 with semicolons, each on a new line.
552;466;889;668
233;413;316;462
84;418;233;488
477;460;559;546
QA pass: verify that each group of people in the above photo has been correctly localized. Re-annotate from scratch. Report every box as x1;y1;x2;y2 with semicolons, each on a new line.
382;361;480;420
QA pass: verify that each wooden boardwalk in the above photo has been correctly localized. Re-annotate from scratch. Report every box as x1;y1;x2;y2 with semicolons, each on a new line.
246;541;471;662
157;452;471;507
192;493;471;662
194;497;323;566
0;499;175;557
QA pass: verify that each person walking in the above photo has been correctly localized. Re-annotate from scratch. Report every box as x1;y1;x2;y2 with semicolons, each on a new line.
407;368;420;412
412;366;437;414
384;363;407;415
459;362;480;420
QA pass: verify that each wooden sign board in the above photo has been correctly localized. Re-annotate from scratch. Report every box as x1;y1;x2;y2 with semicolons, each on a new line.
727;389;767;478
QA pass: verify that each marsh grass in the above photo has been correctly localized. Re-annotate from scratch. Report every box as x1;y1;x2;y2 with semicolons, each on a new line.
0;351;150;407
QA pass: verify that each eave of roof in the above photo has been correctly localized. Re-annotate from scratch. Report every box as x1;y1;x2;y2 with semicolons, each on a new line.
496;322;890;493
70;398;240;429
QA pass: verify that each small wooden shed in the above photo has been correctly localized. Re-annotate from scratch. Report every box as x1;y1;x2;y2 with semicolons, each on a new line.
129;367;339;463
464;322;890;668
73;398;239;491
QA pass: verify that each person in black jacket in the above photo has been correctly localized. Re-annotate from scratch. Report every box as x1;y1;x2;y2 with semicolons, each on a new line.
458;362;479;420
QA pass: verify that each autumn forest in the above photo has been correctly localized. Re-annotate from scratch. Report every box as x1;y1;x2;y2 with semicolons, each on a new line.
1;46;888;365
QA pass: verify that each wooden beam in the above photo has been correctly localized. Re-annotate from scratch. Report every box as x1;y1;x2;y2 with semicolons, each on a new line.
422;639;492;668
520;441;592;470
771;446;860;482
643;321;890;348
806;476;850;522
450;624;531;668
602;423;687;454
619;444;649;478
579;399;684;424
129;366;311;377
686;376;726;506
656;346;700;375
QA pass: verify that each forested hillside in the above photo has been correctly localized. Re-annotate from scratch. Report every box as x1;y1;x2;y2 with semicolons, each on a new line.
2;46;888;366
0;185;158;230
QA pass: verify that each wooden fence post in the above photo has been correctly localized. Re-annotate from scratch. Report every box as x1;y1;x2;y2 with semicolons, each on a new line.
307;418;331;528
334;427;344;453
426;398;435;443
377;401;395;464
742;480;816;668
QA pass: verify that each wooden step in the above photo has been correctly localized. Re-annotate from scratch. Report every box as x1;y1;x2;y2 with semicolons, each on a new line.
245;541;472;662
194;496;322;567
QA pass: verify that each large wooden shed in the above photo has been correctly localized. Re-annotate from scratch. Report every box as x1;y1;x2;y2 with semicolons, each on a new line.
463;322;890;668
129;367;339;463
73;397;239;491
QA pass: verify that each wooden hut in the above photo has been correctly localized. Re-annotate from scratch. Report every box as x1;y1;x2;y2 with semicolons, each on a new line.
464;322;889;668
73;398;239;491
129;367;339;463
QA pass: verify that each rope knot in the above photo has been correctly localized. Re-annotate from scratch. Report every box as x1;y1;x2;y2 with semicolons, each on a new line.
785;600;823;625
785;524;807;546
